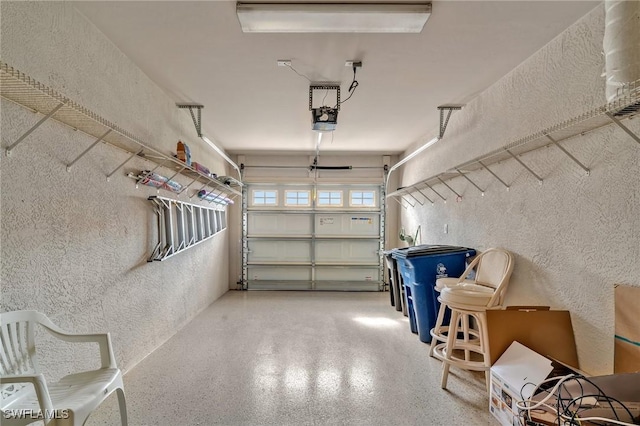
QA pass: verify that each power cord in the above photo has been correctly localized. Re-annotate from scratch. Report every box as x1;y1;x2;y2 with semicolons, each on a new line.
285;63;312;82
335;65;359;107
516;374;638;426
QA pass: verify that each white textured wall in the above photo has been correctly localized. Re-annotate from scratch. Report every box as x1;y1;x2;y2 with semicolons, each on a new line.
1;2;230;376
398;5;640;375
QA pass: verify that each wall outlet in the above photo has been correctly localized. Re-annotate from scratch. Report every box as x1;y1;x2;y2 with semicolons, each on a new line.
345;60;363;68
277;60;292;67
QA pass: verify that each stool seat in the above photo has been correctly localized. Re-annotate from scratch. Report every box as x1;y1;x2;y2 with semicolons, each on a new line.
440;285;494;306
434;277;474;292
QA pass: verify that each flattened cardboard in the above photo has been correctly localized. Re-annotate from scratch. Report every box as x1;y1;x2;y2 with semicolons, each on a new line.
615;284;640;373
487;306;578;367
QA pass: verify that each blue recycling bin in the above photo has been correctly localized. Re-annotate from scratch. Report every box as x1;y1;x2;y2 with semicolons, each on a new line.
392;245;476;343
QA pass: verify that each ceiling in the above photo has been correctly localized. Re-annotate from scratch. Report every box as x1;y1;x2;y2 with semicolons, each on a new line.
74;1;598;155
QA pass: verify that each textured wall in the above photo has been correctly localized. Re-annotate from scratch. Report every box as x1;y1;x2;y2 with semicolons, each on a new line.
1;2;230;376
398;5;640;375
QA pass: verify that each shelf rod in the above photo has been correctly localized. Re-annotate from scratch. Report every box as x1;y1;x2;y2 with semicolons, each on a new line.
545;134;590;175
391;196;409;210
165;166;186;185
606;112;640;145
415;187;434;204
192;181;209;199
505;149;543;184
405;192;424;206
6;102;65;155
478;160;510;190
424;182;447;201
455;168;485;194
107;148;143;181
437;176;462;198
179;175;201;194
66;129;111;171
137;159;169;187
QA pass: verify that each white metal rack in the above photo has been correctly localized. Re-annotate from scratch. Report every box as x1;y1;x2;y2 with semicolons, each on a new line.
148;195;226;261
388;80;640;206
0;61;241;201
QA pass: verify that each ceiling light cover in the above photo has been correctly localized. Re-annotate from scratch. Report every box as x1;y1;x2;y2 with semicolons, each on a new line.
236;2;432;33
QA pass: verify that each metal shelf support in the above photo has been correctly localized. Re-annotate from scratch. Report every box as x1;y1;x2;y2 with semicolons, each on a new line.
479;160;510;190
425;182;447;202
415;187;434;204
392;196;409;210
438;105;463;139
6;102;65;155
505;149;543;184
405;192;423;206
177;103;204;137
67;129;111;171
107;148;143;181
455;168;485;195
545;134;590;175
437;176;462;198
606;112;640;146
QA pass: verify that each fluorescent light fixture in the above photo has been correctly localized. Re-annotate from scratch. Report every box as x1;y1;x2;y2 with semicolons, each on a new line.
236;2;432;33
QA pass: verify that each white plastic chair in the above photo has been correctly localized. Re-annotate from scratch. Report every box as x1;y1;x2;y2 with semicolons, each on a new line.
0;310;128;425
430;248;514;390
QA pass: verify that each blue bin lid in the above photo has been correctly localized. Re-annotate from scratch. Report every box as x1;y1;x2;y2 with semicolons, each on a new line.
392;244;475;259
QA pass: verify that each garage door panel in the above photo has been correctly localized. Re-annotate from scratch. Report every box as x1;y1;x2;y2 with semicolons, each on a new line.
248;266;312;281
248;214;312;236
315;240;379;264
315;266;380;281
248;240;311;263
315;214;379;237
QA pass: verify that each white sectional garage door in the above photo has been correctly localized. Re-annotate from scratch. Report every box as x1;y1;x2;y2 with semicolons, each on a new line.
243;184;384;290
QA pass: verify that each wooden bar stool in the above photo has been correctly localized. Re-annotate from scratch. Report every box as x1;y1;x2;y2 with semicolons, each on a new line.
430;248;514;390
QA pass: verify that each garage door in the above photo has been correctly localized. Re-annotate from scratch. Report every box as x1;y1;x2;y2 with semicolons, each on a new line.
242;183;384;290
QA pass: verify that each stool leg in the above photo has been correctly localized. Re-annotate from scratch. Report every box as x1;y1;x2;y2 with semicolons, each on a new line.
476;312;491;392
430;300;447;357
462;313;471;361
441;309;460;389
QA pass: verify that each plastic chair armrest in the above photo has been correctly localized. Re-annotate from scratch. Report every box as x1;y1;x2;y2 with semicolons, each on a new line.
1;374;54;414
40;326;116;369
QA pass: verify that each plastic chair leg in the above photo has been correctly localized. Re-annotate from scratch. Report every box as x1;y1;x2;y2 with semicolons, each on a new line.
117;388;129;426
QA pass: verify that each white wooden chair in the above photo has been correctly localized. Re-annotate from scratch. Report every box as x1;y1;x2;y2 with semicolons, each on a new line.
0;310;127;425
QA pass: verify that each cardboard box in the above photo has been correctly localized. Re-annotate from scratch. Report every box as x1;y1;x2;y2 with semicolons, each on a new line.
490;341;554;426
615;284;640;373
487;306;578;368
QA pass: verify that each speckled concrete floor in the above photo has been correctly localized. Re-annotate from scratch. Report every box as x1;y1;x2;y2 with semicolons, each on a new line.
86;291;494;425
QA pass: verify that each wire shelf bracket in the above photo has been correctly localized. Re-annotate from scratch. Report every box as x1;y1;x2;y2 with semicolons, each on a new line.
6;102;65;155
438;105;463;139
177;103;204;137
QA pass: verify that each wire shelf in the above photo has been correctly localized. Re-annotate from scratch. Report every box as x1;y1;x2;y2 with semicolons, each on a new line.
388;79;640;200
0;61;241;198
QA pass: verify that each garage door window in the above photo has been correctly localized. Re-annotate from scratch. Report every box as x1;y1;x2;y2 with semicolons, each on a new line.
253;190;278;206
285;190;310;206
317;191;342;207
350;191;376;207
